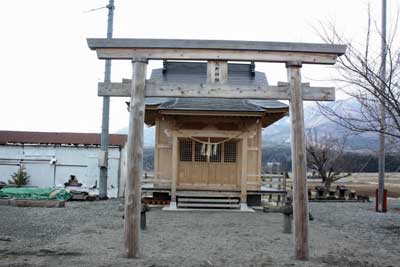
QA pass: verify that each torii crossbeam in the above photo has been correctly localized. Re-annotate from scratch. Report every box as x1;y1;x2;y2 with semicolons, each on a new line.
87;38;346;260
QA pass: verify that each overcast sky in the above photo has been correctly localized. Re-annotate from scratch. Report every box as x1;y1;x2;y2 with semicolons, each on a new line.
1;0;398;134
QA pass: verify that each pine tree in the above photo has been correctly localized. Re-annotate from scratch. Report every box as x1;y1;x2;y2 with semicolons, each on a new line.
8;164;30;187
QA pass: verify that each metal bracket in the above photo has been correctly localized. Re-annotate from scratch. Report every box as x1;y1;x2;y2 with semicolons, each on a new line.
98;151;108;167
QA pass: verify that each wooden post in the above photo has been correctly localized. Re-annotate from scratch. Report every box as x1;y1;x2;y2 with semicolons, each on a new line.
124;59;147;258
287;61;309;260
240;135;248;210
140;208;146;230
283;213;292;234
169;134;178;209
283;189;293;234
283;172;287;191
277;176;282;205
282;172;287;206
269;175;273;202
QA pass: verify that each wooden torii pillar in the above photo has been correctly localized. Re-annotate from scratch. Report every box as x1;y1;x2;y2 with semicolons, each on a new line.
287;61;308;259
124;59;147;258
87;38;346;260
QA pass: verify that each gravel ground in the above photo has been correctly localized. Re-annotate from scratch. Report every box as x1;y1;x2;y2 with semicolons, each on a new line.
1;199;399;267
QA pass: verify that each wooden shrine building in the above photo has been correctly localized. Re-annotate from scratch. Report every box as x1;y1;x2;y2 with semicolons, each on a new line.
142;61;288;207
88;38;346;260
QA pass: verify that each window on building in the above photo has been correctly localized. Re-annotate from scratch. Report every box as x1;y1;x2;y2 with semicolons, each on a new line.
179;139;192;161
209;144;222;162
179;139;237;163
194;142;207;162
224;142;237;163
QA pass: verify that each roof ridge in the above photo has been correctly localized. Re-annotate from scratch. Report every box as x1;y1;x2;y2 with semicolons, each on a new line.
0;130;126;136
0;131;127;146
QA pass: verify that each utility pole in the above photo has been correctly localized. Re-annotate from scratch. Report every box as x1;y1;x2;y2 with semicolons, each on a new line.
378;0;387;212
99;0;115;199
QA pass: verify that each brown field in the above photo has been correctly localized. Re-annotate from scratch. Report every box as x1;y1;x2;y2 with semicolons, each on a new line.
288;172;400;198
145;171;400;198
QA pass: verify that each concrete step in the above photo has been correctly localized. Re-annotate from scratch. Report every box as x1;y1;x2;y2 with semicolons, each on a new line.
178;198;239;203
176;191;240;198
177;202;240;209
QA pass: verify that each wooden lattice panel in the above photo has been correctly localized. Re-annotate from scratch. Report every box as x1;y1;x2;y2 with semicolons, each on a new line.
179;139;192;161
224;142;237;163
194;142;207;162
209;144;222;162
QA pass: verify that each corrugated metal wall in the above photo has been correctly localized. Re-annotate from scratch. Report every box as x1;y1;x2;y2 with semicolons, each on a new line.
0;145;121;198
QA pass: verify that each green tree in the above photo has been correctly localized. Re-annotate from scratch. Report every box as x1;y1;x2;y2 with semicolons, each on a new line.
8;164;30;187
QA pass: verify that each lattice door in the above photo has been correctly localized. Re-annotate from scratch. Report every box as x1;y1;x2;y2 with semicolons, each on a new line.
177;138;239;188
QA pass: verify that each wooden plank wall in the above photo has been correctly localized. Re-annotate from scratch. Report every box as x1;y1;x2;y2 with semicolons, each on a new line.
153;115;262;190
154;117;173;185
246;121;262;190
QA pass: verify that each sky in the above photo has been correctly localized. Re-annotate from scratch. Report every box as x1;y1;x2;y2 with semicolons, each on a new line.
0;0;399;134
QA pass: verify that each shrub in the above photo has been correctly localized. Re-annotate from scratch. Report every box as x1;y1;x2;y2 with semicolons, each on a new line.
8;164;30;187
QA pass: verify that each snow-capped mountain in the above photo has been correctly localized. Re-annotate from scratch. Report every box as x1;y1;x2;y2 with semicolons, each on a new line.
262;100;378;150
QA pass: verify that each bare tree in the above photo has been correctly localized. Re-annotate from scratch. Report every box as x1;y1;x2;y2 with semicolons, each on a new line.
306;129;351;194
315;6;400;139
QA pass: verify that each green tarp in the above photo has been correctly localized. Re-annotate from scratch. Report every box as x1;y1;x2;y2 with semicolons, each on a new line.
0;187;72;201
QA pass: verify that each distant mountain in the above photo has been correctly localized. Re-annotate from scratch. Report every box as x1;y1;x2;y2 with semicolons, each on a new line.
117;100;378;151
262;100;378;151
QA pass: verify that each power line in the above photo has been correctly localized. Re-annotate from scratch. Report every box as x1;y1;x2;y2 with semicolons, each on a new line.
83;5;107;13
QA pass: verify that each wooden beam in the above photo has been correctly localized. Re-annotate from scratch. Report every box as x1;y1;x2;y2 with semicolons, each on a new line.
4;199;66;208
159;110;265;117
95;48;339;64
240;135;248;208
87;38;347;54
98;81;335;101
175;129;244;138
87;38;346;64
170;135;178;206
287;61;309;260
124;60;147;258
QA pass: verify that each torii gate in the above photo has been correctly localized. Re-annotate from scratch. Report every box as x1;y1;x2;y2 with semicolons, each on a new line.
87;38;346;261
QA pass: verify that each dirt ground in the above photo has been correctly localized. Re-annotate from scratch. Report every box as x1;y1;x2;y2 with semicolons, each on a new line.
1;198;400;267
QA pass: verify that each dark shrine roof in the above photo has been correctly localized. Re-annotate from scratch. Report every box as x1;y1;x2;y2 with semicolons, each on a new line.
145;61;288;113
156;98;287;112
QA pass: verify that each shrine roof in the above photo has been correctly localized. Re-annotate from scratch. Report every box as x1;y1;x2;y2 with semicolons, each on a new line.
145;62;288;113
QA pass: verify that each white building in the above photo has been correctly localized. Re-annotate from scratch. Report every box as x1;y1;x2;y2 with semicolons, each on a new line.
0;131;126;198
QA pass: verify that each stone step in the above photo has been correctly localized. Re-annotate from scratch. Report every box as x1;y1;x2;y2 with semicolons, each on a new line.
178;198;239;203
176;191;240;198
177;202;240;209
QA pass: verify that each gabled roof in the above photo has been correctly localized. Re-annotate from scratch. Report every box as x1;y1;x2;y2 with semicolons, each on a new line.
145;62;288;113
0;131;127;147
